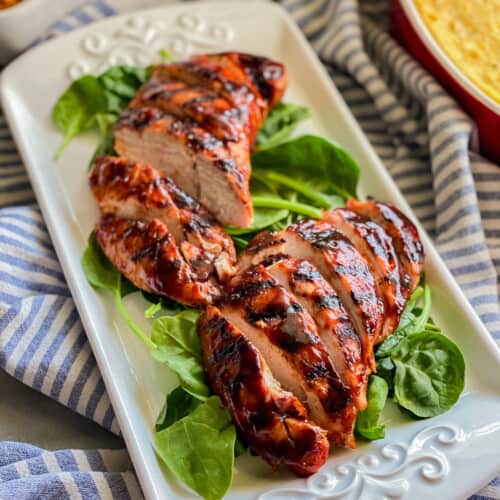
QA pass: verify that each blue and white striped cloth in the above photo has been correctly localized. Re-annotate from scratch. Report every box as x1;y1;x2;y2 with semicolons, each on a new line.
0;441;141;499
0;0;499;498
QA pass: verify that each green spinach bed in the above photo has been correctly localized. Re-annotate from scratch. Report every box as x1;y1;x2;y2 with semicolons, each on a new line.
54;58;465;500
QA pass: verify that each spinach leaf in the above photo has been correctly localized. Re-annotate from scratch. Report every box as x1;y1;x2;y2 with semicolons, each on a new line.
355;375;389;440
150;311;210;400
154;396;236;500
256;102;310;150
252;170;343;209
81;232;155;348
232;236;250;252
156;386;247;456
225;206;289;235
376;357;395;394
87;115;117;170
53;76;108;158
145;302;163;319
156;386;201;432
251;195;322;218
225;179;289;235
251;135;360;200
98;65;149;107
158;48;174;62
376;285;431;358
81;231;120;292
142;291;186;314
391;331;465;418
53;66;149;158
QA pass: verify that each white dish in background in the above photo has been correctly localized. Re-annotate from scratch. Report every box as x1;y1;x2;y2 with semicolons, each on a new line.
0;0;83;65
1;2;500;499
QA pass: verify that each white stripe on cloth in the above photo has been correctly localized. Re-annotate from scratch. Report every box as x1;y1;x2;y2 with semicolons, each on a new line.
0;0;499;499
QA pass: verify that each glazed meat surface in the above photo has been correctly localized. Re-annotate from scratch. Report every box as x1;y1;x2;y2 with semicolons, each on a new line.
114;107;252;228
346;199;424;298
237;221;385;370
130;73;249;143
89;156;236;281
115;52;287;228
199;306;329;476
95;215;220;307
267;259;368;410
154;52;287;142
323;208;406;342
221;265;357;448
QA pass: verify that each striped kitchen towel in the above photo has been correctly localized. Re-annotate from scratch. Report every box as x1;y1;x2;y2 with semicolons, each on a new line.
0;441;141;499
0;0;499;498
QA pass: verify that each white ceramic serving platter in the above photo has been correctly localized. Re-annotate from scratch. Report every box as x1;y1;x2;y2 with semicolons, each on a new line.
1;3;500;499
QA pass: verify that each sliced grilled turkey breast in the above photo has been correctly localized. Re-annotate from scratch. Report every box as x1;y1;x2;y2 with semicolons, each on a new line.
267;259;368;410
323;208;406;342
237;221;385;370
198;306;330;476
222;265;357;448
114;107;252;227
346;199;424;297
95;215;220;306
89;156;236;281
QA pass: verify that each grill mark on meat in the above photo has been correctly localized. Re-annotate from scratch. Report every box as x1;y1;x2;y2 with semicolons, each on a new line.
117;107;246;179
236;52;287;104
199;306;329;476
89;156;236;283
267;259;368;410
228;277;276;301
249;232;286;254
132;234;172;261
346;199;424;297
256;253;287;268
322;208;407;342
223;266;356;444
95;215;220;306
115;52;287;228
163;177;200;211
377;203;424;265
115;107;164;129
238;220;383;370
134;75;247;142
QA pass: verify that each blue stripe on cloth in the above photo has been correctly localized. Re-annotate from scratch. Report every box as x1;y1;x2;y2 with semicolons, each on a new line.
49;329;90;401
0;254;65;282
12;296;67;381
1;297;45;365
0;221;53;250
31;305;80;392
73;471;101;499
67;351;97;412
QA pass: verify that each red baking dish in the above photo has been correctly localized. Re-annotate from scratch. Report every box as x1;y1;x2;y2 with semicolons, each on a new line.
390;0;500;164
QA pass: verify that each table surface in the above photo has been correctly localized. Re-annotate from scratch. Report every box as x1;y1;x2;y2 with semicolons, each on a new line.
0;369;122;450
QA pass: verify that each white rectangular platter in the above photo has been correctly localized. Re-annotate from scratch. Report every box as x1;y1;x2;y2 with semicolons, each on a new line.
2;3;500;499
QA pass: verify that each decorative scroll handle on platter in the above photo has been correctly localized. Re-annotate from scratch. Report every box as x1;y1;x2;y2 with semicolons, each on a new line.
67;13;234;80
258;424;465;500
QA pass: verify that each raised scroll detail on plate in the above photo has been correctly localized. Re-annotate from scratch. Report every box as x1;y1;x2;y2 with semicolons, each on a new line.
67;13;234;80
258;424;465;499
